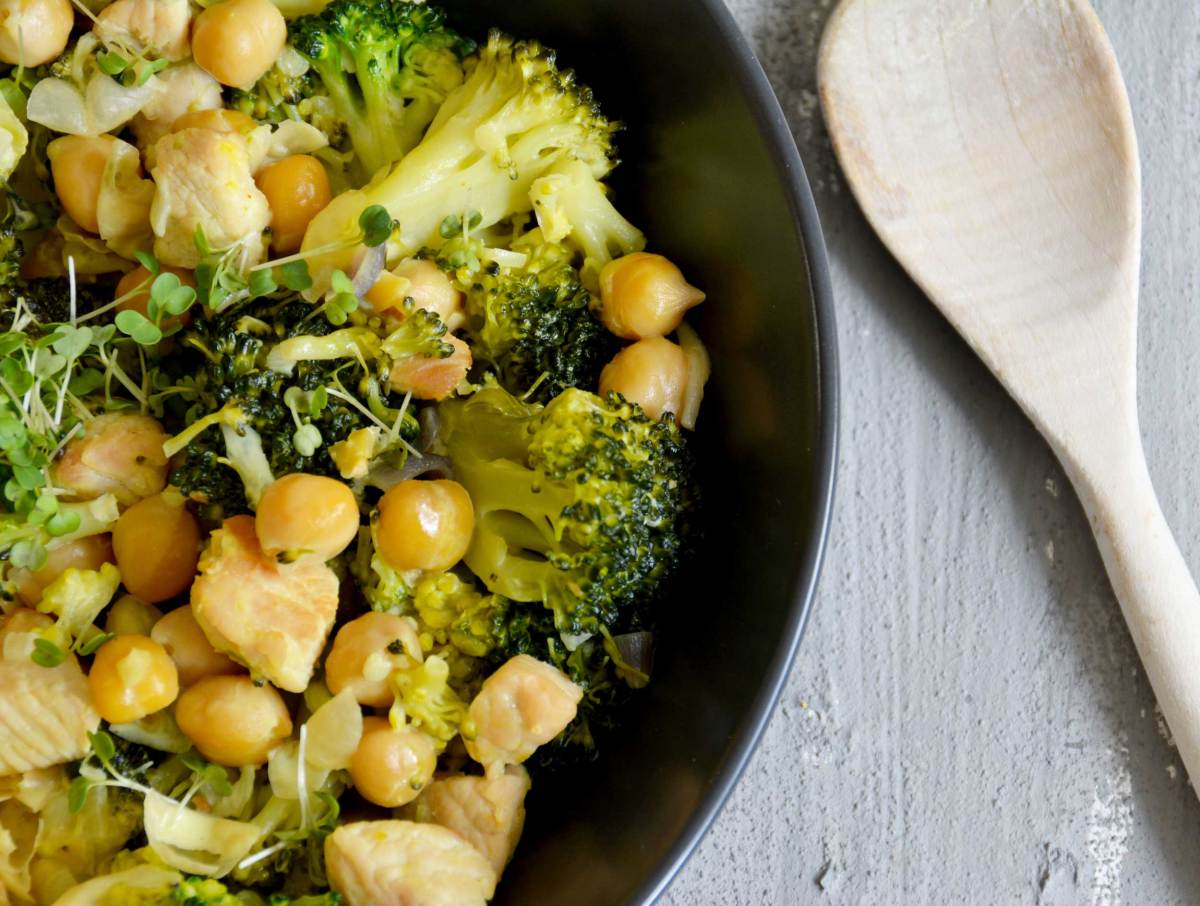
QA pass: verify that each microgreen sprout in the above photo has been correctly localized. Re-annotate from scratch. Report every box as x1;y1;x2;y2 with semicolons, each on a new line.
284;386;327;456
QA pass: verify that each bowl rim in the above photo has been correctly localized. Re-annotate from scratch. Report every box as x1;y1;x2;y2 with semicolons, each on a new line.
632;3;840;903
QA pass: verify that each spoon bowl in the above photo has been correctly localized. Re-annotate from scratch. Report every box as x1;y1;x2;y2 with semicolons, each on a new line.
821;0;1200;795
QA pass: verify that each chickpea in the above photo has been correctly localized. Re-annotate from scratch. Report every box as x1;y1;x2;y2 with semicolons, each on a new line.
9;534;113;606
47;135;118;235
51;413;170;506
175;674;292;766
387;333;472;401
367;258;464;329
254;473;359;563
349;716;436;808
170;107;258;137
376;479;474;573
115;265;196;329
598;252;705;340
599;336;689;423
324;612;414;707
191;0;286;91
112;491;202;604
104;594;163;637
255;155;332;255
0;0;73;67
150;605;243;687
88;634;180;724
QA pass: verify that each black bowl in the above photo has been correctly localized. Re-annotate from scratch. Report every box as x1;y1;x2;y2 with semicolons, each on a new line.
438;1;839;901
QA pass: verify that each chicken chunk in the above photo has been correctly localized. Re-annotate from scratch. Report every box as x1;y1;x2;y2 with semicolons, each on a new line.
463;655;582;774
131;63;222;151
94;0;192;61
50;413;168;507
325;821;496;906
191;515;339;693
417;767;531;873
150;128;270;268
388;335;473;401
0;612;100;775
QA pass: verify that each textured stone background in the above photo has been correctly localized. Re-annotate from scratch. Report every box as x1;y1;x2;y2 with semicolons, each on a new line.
663;2;1200;903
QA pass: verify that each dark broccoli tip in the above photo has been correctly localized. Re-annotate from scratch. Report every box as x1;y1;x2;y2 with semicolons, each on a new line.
164;298;418;512
2;276;112;326
464;259;616;403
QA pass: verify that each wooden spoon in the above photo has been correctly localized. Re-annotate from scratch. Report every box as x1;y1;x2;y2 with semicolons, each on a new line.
820;0;1200;793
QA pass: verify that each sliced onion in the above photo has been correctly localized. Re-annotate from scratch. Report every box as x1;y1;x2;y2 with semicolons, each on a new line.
676;322;710;431
364;454;454;491
303;688;363;771
418;407;440;452
612;631;654;687
351;242;387;298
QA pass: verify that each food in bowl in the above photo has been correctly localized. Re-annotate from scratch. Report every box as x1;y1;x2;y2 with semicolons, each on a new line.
0;0;710;903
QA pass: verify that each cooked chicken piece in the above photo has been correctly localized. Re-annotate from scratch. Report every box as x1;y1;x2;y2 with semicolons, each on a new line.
463;655;582;774
94;0;192;61
131;63;222;151
388;335;473;401
191;515;340;693
150;127;270;268
0;612;99;775
325;820;496;906
418;766;530;873
50;413;168;506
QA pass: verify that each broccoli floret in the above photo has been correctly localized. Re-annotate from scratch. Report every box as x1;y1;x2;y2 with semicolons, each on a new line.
0;190;68;318
412;570;503;658
388;652;468;747
163;299;418;517
436;383;692;639
380;308;454;361
288;0;474;178
3;276;112;324
300;31;619;292
230;61;347;150
458;249;615;402
529;158;645;287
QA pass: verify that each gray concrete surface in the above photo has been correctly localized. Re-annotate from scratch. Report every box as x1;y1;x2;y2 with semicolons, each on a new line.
663;2;1200;903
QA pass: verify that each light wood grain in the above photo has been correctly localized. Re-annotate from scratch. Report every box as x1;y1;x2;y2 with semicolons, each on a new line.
820;0;1200;801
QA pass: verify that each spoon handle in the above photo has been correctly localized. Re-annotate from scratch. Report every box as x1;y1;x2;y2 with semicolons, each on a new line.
1067;442;1200;783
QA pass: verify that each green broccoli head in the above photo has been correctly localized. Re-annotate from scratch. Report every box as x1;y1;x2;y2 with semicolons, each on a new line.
230;63;347;150
413;570;504;658
288;0;475;178
460;251;615;403
437;383;692;639
529;158;646;288
3;276;112;324
164;298;418;517
300;29;620;292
